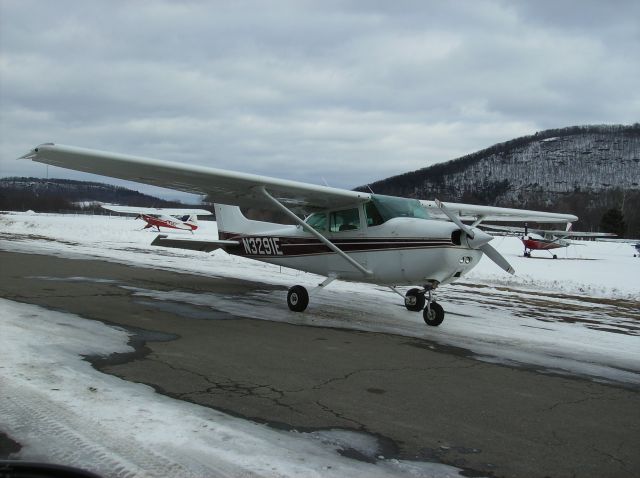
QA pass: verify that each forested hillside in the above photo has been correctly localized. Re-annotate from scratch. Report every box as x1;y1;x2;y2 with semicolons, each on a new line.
358;124;640;237
0;178;185;213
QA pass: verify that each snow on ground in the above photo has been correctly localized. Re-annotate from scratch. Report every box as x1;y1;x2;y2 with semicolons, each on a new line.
0;211;639;476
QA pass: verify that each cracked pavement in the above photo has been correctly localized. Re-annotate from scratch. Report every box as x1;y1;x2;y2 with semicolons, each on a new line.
1;250;639;478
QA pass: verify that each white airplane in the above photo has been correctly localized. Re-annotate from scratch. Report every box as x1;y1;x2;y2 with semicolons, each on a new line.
20;143;577;326
482;224;615;258
101;205;212;232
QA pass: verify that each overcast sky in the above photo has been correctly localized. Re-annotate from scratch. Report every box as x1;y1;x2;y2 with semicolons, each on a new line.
1;0;638;202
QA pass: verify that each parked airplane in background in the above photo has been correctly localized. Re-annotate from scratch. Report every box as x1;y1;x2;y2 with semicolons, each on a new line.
634;243;640;257
102;205;211;232
20;143;577;326
483;224;615;258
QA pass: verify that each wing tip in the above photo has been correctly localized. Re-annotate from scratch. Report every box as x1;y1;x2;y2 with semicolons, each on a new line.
18;143;56;160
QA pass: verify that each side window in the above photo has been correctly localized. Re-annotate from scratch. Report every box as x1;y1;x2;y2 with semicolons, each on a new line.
306;212;328;230
330;208;360;232
365;201;384;227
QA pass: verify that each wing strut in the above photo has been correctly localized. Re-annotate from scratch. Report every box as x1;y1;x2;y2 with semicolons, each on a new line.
257;186;372;277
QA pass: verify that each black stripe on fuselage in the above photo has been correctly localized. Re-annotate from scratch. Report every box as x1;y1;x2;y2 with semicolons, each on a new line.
221;233;456;257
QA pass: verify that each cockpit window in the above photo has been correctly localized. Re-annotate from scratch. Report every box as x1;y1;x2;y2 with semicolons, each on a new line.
369;195;431;223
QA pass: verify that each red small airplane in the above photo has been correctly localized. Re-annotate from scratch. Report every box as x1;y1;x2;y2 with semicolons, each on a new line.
102;205;212;232
484;224;615;258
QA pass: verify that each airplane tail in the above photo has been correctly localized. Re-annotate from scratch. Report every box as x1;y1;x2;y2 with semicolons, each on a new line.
214;204;284;240
177;214;199;230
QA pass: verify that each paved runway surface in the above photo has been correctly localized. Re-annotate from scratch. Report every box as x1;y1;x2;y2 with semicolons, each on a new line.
1;250;639;477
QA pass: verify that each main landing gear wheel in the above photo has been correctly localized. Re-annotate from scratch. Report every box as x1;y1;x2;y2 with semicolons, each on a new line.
423;302;445;326
404;288;426;312
287;285;309;312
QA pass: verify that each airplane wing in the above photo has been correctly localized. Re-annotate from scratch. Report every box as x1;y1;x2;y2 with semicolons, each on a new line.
21;143;577;224
21;144;370;212
480;224;529;234
421;201;577;224
482;224;616;238
552;231;617;238
102;205;212;216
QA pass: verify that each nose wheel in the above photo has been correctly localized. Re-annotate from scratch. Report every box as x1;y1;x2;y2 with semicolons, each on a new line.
423;301;445;326
403;287;445;326
287;285;309;312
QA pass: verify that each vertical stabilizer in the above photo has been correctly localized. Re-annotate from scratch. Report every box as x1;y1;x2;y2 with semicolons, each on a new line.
214;204;286;239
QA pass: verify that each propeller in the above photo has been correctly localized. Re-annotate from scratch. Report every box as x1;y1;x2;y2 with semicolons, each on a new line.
479;243;515;274
435;199;515;275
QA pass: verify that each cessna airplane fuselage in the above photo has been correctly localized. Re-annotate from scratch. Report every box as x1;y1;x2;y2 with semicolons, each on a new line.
20;143;578;326
211;201;480;286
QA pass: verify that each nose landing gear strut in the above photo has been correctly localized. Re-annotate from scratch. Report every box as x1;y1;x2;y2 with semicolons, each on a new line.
403;285;445;326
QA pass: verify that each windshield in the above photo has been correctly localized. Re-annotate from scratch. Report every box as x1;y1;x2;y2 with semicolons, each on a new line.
369;194;431;223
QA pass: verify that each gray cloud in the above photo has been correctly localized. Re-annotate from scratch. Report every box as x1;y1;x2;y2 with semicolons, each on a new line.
1;0;638;200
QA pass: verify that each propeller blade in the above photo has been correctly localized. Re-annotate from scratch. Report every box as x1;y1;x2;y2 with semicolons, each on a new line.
435;199;475;238
436;199;513;273
480;243;515;274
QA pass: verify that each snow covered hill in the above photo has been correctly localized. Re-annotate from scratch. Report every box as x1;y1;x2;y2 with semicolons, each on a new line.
361;124;640;235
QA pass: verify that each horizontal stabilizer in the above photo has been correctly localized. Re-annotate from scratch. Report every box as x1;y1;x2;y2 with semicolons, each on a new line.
151;235;239;253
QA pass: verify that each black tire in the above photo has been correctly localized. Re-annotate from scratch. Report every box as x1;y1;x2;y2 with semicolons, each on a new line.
287;285;309;312
404;288;426;312
423;301;445;326
552;254;558;259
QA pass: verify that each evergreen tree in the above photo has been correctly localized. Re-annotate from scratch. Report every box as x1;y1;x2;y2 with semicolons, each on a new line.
599;208;627;237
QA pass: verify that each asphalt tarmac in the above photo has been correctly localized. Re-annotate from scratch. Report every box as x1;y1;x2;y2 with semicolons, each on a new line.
1;250;639;477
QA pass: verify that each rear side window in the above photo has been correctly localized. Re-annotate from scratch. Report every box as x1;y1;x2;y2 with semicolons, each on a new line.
330;208;360;232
